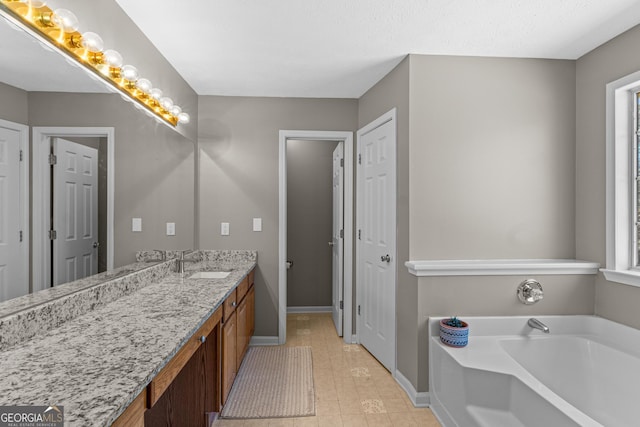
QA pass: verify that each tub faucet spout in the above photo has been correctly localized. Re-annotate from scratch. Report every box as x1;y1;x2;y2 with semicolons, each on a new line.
528;318;550;333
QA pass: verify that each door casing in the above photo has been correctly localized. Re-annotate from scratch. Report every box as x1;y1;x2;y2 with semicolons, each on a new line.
0;118;29;296
32;127;114;292
278;130;354;345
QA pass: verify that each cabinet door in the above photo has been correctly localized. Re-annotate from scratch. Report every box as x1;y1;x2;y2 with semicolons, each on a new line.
236;296;248;369
248;285;255;336
221;311;237;405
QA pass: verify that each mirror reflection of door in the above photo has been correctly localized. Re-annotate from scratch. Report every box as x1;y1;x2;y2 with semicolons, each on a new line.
51;137;99;286
0;120;28;301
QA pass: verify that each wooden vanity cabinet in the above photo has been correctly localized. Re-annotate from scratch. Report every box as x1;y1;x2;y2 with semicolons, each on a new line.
221;268;256;406
144;308;221;426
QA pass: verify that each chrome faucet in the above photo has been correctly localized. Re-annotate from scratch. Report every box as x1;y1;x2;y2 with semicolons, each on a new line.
175;250;195;273
528;318;550;333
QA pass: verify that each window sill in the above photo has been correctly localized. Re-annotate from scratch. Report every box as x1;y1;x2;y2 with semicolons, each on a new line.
601;269;640;288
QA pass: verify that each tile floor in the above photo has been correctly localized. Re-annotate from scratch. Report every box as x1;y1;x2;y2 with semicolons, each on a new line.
214;313;441;426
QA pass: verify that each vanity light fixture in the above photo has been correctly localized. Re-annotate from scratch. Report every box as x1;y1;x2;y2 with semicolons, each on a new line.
0;0;190;127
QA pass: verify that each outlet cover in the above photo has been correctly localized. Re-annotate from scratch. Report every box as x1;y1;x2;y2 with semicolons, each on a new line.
253;218;262;232
221;222;230;236
166;222;176;236
132;218;142;232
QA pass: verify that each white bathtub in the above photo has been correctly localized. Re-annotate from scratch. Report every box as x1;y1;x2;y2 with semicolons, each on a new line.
429;315;640;427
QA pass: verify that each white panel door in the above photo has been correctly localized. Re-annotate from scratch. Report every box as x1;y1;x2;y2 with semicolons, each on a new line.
0;125;27;301
332;142;344;336
358;119;396;371
53;138;98;286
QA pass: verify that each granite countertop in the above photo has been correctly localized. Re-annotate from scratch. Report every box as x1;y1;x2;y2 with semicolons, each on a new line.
0;256;256;426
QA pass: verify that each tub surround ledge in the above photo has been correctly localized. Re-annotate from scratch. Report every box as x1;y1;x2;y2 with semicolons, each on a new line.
406;259;600;277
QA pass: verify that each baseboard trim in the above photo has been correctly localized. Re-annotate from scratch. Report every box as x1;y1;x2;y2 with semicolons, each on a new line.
249;336;279;346
394;370;430;407
287;306;332;313
351;334;358;344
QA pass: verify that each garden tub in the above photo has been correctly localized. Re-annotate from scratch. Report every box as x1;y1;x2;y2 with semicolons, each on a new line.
429;315;640;427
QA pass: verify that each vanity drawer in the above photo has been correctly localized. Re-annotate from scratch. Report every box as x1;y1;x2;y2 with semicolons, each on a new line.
237;276;249;301
223;289;238;320
248;268;255;287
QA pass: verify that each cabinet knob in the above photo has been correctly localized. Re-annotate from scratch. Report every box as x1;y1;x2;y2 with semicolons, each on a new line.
231;301;237;307
200;335;206;343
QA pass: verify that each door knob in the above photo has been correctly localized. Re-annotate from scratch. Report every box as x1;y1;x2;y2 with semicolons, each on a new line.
381;254;391;263
93;242;100;248
328;241;334;247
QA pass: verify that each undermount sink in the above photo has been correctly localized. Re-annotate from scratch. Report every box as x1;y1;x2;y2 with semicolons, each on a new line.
188;271;231;279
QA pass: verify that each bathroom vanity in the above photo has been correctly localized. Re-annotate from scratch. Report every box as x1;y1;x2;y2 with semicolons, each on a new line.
0;250;257;426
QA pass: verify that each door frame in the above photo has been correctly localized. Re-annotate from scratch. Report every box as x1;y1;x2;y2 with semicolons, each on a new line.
0;118;29;292
278;130;354;345
356;108;397;371
32;127;114;292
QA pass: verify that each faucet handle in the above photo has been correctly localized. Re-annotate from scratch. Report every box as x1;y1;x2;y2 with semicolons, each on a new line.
517;279;544;305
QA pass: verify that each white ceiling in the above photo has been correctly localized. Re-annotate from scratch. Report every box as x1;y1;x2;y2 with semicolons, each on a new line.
114;0;640;98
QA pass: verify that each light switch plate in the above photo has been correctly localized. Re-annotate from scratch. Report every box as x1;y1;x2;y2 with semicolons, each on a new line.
166;222;175;236
253;218;262;232
221;222;230;236
132;218;142;232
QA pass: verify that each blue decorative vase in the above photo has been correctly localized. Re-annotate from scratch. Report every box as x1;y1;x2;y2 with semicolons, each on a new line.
439;319;469;347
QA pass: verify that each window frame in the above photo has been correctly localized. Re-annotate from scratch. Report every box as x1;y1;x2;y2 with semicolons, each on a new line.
603;70;640;287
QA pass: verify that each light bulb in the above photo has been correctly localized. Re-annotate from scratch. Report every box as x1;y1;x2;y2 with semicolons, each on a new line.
136;78;152;94
159;97;173;110
52;9;78;32
80;32;104;53
170;105;182;116
121;65;139;82
103;49;123;68
177;112;190;124
149;88;163;100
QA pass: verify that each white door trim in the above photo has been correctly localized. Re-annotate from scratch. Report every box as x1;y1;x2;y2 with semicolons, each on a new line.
278;130;354;345
0;118;29;292
32;127;114;292
356;108;397;372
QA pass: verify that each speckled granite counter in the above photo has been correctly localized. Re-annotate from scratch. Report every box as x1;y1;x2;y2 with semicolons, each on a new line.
0;250;257;426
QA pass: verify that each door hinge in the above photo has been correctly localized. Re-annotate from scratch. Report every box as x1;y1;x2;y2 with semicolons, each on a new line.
339;300;343;310
358;153;361;165
358;229;361;240
48;153;57;166
358;305;361;315
49;230;57;240
19;230;23;242
340;158;344;167
19;150;23;162
339;229;344;239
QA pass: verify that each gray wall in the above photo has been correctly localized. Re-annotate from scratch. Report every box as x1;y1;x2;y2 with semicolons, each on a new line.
410;55;579;392
198;96;358;337
29;92;195;267
358;57;417;385
0;82;28;125
286;140;338;308
576;24;640;329
359;54;580;393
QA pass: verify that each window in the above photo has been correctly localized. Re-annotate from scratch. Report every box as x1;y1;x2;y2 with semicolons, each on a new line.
603;71;640;287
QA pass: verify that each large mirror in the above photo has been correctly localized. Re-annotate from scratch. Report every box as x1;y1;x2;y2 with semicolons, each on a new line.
0;11;196;308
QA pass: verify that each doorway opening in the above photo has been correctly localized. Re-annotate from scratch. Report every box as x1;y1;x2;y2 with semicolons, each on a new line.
278;130;354;345
32;127;114;292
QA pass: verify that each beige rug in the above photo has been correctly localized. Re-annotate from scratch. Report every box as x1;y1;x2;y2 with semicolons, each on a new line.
221;346;315;419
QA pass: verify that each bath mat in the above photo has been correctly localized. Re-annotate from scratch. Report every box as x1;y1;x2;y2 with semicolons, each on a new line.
220;346;315;419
